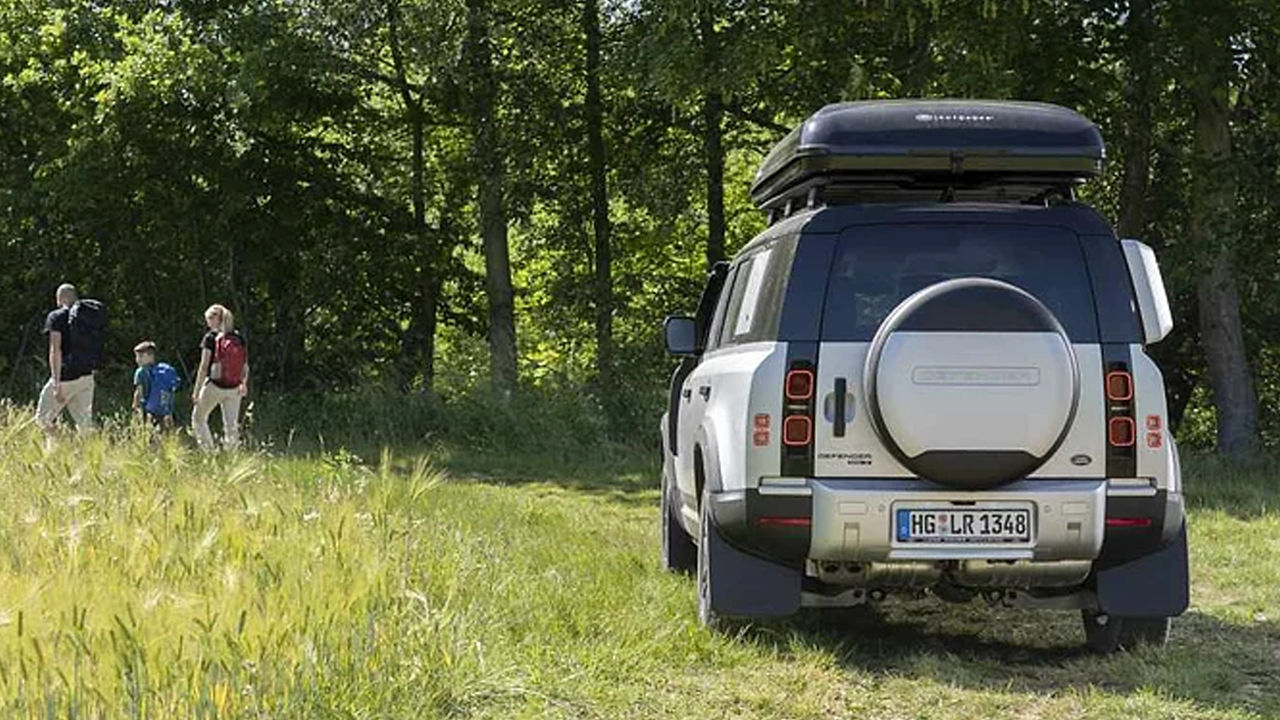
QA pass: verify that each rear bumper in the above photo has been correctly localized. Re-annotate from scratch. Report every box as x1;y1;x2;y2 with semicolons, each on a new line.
709;478;1184;570
709;490;812;567
809;479;1106;563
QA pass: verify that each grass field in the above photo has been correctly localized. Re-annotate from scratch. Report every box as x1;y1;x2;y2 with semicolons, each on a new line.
0;406;1277;719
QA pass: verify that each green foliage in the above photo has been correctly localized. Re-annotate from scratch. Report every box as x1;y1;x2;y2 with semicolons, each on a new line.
248;383;663;462
2;0;1279;448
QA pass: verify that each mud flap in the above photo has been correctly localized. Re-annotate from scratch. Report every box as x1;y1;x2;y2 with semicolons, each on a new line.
707;516;802;618
1096;521;1189;618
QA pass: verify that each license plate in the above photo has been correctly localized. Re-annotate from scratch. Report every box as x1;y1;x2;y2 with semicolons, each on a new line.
895;507;1032;543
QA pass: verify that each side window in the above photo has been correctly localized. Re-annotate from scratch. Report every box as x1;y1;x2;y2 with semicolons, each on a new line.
716;256;756;349
705;264;740;352
739;234;798;344
704;235;800;351
732;248;773;338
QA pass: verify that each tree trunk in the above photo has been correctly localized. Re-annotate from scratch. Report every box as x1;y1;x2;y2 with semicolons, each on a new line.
397;280;439;390
269;271;306;389
1189;32;1259;457
389;0;439;391
1196;253;1258;456
894;14;934;97
418;277;439;387
466;0;517;396
698;1;726;267
1167;376;1196;432
583;0;612;384
1118;0;1153;238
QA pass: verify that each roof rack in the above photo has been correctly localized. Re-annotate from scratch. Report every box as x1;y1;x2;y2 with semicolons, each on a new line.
751;100;1104;215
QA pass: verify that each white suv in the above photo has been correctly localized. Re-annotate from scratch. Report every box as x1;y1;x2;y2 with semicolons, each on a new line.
659;100;1188;653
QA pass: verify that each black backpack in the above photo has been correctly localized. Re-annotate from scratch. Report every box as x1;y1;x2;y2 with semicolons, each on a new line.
68;299;108;370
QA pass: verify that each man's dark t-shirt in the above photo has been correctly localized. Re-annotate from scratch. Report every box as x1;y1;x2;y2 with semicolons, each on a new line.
43;307;91;381
202;331;247;388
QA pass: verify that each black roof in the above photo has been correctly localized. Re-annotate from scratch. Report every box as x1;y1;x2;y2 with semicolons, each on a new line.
739;201;1116;256
751;100;1105;210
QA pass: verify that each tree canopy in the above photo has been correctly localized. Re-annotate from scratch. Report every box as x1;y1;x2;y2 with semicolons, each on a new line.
2;0;1278;452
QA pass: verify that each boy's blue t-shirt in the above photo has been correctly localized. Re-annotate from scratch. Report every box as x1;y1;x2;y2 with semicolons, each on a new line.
133;366;152;400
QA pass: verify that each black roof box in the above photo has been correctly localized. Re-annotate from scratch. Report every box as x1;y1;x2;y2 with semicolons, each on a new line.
751;100;1105;210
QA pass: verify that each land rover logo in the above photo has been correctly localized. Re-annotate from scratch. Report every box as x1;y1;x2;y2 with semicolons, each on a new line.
914;113;996;123
1070;454;1093;466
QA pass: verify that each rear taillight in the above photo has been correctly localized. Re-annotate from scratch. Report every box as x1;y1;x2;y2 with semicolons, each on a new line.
1102;356;1137;478
1104;362;1137;450
783;415;812;446
780;359;816;476
785;369;814;401
1105;370;1133;401
1108;417;1136;447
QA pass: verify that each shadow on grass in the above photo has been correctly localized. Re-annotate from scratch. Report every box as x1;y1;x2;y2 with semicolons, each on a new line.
260;429;659;506
297;438;661;508
443;446;659;508
741;601;1280;717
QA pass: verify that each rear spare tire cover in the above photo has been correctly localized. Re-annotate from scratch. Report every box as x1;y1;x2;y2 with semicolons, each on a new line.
864;278;1079;489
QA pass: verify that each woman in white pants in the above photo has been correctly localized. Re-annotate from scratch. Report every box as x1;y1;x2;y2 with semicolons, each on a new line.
191;304;249;450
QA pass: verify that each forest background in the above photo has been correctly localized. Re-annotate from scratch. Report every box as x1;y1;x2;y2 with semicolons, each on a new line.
2;0;1278;457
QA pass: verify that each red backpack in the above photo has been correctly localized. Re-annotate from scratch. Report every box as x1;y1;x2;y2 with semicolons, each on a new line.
212;333;247;386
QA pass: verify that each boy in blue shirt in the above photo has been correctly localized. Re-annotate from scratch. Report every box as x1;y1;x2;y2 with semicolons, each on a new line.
132;341;181;429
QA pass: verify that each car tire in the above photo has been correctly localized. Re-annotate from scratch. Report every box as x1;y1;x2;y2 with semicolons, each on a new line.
1081;610;1171;653
696;490;727;630
661;471;697;574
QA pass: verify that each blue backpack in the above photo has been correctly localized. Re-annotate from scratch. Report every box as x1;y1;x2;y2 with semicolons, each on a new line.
144;363;182;416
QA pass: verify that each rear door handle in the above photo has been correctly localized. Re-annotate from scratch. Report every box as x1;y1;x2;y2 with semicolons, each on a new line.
699;385;712;401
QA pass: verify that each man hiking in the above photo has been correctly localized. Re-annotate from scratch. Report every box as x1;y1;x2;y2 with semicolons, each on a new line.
36;283;107;435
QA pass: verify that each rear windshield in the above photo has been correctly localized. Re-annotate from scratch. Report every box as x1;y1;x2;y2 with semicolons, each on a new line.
820;224;1099;342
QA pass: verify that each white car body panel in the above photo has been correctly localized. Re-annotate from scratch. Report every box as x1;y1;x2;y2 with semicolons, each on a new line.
1131;345;1176;492
676;342;785;530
